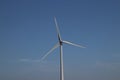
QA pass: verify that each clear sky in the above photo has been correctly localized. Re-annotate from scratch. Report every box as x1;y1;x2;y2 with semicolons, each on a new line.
0;0;120;80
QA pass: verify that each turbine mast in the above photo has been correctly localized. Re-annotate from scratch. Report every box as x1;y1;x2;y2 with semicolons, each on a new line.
60;43;64;80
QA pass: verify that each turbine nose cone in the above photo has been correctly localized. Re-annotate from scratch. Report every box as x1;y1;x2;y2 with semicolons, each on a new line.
60;41;63;45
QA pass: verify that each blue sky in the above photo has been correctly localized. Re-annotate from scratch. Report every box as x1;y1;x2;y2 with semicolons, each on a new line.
0;0;120;80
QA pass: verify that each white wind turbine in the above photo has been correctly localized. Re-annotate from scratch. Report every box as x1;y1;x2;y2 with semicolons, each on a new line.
41;17;86;80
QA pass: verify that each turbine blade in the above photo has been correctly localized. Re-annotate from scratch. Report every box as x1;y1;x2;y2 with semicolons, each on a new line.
63;40;86;48
41;43;59;61
54;17;61;40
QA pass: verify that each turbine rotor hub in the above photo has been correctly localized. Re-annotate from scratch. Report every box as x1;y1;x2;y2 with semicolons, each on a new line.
60;40;63;45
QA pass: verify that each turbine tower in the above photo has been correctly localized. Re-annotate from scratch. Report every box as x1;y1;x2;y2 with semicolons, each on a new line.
41;17;85;80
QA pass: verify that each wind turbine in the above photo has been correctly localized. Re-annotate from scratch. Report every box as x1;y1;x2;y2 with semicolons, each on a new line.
41;17;86;80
